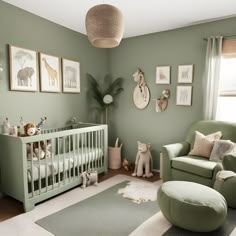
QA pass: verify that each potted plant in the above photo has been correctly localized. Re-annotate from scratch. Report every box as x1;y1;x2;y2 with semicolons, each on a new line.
86;73;124;124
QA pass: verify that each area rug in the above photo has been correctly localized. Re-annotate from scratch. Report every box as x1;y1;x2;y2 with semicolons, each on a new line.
36;181;160;236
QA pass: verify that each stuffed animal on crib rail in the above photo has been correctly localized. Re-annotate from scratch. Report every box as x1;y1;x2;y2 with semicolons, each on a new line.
36;117;47;134
24;123;37;136
80;171;98;188
132;141;153;178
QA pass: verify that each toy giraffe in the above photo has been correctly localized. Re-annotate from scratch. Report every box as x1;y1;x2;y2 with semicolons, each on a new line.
42;58;58;87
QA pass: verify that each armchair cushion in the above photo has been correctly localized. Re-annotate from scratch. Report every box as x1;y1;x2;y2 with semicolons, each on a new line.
172;156;219;178
222;153;236;172
189;131;222;158
209;140;235;162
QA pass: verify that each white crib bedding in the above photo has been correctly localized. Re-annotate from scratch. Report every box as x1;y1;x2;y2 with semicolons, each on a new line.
27;147;103;182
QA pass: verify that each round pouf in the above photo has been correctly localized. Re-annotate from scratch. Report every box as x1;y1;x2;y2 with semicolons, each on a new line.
214;170;236;208
157;181;227;232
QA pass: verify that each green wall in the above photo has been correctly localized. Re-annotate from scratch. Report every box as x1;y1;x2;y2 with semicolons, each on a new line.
108;17;236;169
0;1;108;128
1;0;236;171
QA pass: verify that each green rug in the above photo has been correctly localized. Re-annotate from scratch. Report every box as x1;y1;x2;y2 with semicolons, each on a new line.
36;181;159;236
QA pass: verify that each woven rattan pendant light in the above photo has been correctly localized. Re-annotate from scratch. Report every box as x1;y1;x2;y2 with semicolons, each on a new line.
85;4;124;48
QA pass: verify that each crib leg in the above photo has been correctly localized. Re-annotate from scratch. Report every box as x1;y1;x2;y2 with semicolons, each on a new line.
24;202;35;212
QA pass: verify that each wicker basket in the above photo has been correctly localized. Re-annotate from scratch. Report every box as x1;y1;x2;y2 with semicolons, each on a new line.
108;146;122;169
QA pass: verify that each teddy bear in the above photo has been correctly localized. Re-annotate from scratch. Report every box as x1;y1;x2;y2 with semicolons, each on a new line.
132;141;153;178
80;171;98;188
24;123;52;160
122;158;135;171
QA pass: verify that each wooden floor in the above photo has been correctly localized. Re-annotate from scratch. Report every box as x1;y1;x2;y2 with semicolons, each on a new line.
0;169;160;222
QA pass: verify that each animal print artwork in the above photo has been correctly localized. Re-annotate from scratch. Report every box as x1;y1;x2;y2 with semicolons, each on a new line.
9;45;38;91
156;66;170;84
40;53;61;92
62;59;80;93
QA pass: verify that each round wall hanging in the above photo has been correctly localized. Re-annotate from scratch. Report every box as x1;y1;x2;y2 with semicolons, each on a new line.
133;68;150;109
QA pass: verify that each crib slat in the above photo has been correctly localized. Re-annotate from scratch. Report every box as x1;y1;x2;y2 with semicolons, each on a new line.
30;143;34;197
77;133;80;176
81;133;84;173
73;134;76;180
57;138;61;188
38;141;41;195
98;130;101;168
50;139;55;190
63;137;66;185
92;131;94;171
88;132;91;171
68;136;71;182
45;147;48;192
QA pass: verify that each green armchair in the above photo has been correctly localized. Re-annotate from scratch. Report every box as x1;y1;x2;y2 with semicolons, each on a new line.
161;120;236;187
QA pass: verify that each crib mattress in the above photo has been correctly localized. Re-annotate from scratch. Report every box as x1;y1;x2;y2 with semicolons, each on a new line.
27;148;103;182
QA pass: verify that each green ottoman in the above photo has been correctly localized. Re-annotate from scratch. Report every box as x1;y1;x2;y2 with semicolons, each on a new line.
157;181;227;232
214;170;236;208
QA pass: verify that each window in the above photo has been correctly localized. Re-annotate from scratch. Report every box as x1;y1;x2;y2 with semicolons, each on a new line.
216;39;236;122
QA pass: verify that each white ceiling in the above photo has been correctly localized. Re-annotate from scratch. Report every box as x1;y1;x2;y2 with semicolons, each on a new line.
3;0;236;38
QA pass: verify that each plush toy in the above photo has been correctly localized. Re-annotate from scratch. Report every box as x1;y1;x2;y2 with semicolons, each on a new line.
24;123;37;136
24;123;52;160
132;141;153;178
36;117;47;134
122;158;135;171
80;171;98;188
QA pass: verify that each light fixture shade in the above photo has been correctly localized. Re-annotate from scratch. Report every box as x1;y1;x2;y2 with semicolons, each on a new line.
85;4;124;48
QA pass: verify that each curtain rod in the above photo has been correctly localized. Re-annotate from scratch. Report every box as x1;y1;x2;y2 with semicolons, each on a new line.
203;34;236;41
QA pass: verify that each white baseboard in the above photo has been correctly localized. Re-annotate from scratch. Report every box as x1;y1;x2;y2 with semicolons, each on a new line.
152;169;160;173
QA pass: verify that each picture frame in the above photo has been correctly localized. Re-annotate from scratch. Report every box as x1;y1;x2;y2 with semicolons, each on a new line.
156;65;170;84
39;53;61;92
178;64;194;83
9;45;38;92
62;58;80;93
176;85;192;106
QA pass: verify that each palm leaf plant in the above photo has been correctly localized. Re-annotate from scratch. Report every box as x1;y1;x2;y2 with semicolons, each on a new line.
86;73;124;124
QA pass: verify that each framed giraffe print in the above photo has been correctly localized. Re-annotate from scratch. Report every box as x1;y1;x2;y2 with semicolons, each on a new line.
9;45;38;92
39;53;61;92
178;64;194;83
62;58;80;93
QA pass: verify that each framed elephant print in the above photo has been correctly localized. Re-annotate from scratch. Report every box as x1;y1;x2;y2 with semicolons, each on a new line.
9;45;39;91
39;53;61;92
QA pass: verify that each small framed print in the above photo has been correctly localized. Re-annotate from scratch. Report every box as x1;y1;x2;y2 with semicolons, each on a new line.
156;65;170;84
176;86;192;106
178;64;194;83
9;45;38;91
39;53;61;92
62;58;80;93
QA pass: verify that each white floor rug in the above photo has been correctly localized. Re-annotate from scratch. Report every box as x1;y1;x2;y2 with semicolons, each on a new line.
118;181;159;204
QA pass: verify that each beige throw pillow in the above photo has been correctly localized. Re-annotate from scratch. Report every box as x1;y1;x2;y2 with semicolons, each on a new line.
189;131;222;158
210;140;235;162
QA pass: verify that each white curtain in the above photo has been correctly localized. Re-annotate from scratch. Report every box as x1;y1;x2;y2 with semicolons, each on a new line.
203;36;223;120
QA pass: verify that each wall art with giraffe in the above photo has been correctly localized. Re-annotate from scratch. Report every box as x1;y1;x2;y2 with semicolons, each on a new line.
9;45;38;92
62;58;80;93
39;53;61;92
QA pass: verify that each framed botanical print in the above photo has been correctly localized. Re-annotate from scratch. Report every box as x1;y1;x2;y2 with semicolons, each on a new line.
176;85;192;106
9;45;38;91
39;53;61;92
156;65;170;84
62;58;80;93
178;64;194;83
